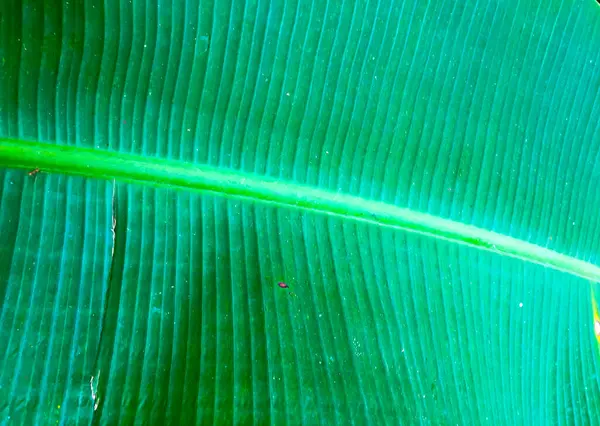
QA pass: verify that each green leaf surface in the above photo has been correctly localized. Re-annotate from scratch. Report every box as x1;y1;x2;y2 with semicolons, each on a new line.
1;0;600;424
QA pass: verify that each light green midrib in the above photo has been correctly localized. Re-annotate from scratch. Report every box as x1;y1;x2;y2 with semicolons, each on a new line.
2;137;600;283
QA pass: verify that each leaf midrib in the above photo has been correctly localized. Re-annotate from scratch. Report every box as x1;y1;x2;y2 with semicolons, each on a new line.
2;137;599;282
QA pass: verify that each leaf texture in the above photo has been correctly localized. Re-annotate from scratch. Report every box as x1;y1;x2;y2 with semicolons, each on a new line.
1;0;600;424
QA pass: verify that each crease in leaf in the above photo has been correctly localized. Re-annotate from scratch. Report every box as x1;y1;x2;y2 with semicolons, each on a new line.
2;137;600;283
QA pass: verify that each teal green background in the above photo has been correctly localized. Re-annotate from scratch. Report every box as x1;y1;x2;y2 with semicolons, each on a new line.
1;0;600;424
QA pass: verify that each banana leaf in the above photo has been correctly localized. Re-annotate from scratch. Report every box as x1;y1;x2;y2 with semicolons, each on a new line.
1;0;600;424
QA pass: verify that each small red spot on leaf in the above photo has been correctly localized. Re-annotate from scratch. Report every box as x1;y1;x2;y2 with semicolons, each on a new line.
278;282;289;289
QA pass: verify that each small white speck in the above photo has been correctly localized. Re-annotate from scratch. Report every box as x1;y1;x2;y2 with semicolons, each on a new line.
187;128;191;132
144;44;147;48
519;302;523;308
286;92;290;96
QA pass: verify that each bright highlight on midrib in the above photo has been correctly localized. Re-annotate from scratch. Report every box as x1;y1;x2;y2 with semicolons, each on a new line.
2;137;600;283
